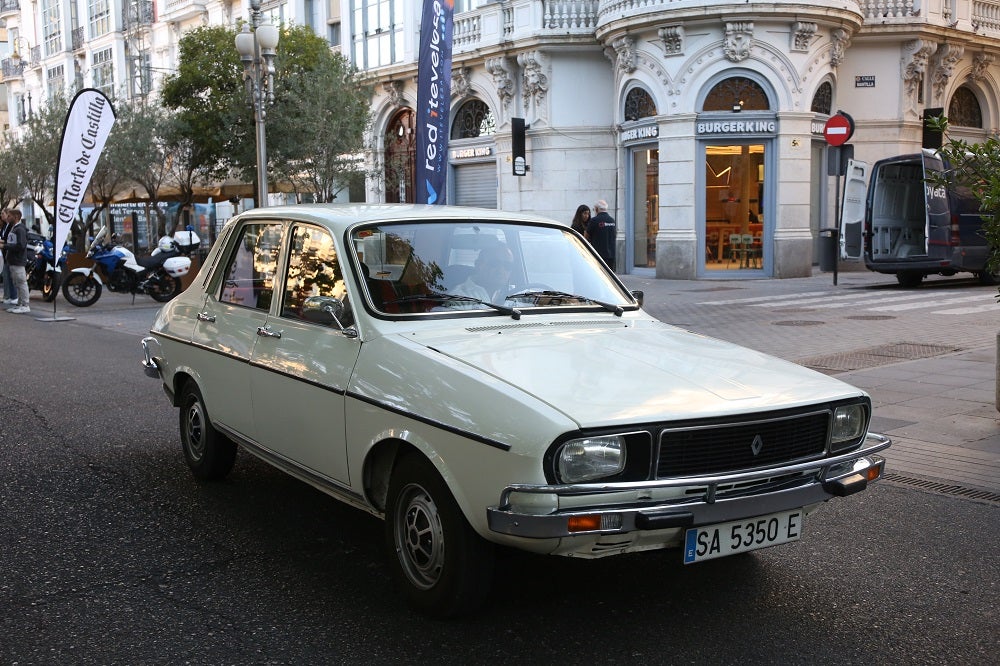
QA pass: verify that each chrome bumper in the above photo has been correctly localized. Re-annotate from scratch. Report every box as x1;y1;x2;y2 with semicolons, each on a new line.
487;433;891;539
140;336;162;379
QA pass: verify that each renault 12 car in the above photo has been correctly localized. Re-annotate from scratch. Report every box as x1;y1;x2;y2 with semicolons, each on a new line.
141;204;890;617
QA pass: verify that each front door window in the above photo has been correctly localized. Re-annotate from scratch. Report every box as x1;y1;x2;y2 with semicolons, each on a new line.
704;144;765;272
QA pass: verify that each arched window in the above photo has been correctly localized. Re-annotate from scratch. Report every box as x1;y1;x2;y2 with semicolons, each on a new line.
811;82;833;115
384;110;415;203
624;87;657;121
702;77;770;112
948;86;983;128
451;99;496;139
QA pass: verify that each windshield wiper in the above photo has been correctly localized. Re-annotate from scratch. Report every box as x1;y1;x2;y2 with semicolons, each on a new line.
505;290;624;316
384;292;522;319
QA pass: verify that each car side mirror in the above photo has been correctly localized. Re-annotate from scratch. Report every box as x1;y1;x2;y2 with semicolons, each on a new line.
631;290;644;307
302;296;358;338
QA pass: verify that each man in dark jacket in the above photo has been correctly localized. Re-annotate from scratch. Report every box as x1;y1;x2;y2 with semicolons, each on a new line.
586;199;617;270
2;209;30;314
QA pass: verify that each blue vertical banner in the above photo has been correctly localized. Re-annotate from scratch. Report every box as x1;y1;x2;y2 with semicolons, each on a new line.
415;0;454;205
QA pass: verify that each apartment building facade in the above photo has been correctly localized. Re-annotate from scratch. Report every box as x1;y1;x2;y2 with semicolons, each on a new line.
2;1;999;279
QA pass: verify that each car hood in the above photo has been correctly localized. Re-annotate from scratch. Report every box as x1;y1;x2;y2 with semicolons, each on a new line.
402;317;862;428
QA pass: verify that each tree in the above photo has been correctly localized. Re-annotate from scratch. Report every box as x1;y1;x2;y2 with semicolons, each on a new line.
10;95;69;231
160;23;372;204
108;99;174;237
269;49;372;202
926;116;1000;278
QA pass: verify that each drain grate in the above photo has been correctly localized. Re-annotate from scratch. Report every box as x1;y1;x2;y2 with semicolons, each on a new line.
882;473;1000;505
773;320;825;326
799;342;961;373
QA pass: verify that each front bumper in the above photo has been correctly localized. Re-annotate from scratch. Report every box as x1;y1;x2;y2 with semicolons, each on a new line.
487;433;890;539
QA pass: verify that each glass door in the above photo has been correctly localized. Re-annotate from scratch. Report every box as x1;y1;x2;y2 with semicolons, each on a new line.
630;147;659;271
704;143;765;273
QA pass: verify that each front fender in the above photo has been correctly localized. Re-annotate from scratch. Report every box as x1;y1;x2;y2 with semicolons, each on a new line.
70;266;103;285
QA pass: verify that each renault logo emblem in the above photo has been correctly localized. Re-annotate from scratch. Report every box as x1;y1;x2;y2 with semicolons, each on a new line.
751;435;764;456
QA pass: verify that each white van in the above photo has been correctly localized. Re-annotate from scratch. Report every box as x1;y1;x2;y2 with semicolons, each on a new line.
840;149;995;287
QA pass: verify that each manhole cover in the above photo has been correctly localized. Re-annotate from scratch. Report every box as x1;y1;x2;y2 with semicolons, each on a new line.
799;342;961;373
688;286;744;292
845;315;896;321
773;320;825;326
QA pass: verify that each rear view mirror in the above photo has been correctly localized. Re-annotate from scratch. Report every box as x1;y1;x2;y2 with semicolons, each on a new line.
631;290;644;307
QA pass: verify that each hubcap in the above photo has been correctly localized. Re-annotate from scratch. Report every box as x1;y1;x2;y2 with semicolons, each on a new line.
394;484;445;590
185;401;206;461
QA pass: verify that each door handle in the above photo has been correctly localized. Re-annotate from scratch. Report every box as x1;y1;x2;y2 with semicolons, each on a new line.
256;326;282;339
197;312;216;322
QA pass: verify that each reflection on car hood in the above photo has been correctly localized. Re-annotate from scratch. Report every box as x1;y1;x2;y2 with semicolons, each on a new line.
404;317;862;428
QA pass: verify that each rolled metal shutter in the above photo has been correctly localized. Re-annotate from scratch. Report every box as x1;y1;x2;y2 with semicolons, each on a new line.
453;163;497;209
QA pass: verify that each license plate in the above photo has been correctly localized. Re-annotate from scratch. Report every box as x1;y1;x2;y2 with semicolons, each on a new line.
683;509;803;564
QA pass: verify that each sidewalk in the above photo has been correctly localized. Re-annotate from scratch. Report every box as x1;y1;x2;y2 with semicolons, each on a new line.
621;269;1000;498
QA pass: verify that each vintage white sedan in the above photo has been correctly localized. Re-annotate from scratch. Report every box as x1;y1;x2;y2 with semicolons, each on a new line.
141;204;890;616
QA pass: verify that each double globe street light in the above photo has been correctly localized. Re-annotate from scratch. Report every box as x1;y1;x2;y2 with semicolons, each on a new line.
234;0;279;207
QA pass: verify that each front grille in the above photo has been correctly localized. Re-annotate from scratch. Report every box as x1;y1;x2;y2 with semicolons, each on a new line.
657;411;829;477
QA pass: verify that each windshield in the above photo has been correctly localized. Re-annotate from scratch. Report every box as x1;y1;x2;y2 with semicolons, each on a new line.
350;220;634;316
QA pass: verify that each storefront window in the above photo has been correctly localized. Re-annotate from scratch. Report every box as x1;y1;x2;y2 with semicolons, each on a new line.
704;144;764;272
630;148;658;270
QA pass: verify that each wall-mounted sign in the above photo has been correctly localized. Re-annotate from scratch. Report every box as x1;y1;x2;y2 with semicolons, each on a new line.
620;125;658;141
855;75;875;88
450;146;492;159
697;120;777;135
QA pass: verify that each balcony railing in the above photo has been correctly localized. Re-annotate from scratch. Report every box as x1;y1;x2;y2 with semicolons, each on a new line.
0;0;20;15
72;26;86;51
123;0;155;27
1;57;25;80
973;0;1000;32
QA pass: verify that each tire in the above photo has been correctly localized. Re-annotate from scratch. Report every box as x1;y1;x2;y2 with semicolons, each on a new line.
896;271;924;288
42;271;58;302
976;270;1000;286
149;272;182;303
385;453;494;618
179;382;237;481
61;272;103;307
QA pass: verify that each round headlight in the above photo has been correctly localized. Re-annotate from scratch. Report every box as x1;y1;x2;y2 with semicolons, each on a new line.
557;435;626;483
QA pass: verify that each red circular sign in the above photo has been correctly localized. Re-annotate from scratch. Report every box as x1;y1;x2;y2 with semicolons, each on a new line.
823;114;853;147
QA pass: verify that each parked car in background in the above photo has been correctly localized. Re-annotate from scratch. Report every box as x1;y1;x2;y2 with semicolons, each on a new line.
142;204;890;617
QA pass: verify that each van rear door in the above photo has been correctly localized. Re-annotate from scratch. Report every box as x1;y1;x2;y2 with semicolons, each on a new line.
840;159;868;260
921;149;950;253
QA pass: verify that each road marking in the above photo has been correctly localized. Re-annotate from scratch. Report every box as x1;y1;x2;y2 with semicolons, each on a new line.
697;291;829;305
698;289;996;314
872;294;988;312
931;302;1000;315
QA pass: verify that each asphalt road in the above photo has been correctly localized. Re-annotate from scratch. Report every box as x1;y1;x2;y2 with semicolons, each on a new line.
0;295;997;664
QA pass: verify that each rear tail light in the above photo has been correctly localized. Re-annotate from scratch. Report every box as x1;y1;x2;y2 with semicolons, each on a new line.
950;214;961;246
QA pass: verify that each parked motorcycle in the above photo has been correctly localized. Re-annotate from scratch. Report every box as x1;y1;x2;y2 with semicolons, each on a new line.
24;232;67;302
61;226;200;307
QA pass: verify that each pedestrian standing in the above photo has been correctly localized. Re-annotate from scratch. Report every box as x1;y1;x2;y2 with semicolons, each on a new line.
587;199;617;269
570;204;591;237
0;209;16;305
3;209;30;314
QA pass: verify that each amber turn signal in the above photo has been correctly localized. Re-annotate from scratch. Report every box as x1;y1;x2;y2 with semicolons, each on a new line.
567;515;602;532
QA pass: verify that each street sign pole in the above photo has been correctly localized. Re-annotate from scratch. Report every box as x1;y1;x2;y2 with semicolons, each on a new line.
822;112;855;286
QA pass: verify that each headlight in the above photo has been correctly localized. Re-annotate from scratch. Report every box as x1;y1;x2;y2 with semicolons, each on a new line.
831;404;867;449
557;435;626;483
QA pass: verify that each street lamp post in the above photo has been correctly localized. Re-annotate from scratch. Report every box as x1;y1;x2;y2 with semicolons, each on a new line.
234;0;279;208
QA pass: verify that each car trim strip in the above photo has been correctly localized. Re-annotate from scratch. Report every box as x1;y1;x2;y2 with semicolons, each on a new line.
346;391;512;451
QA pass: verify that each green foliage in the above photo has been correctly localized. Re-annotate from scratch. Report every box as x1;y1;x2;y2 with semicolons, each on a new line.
926;115;1000;274
9;95;70;226
161;22;372;202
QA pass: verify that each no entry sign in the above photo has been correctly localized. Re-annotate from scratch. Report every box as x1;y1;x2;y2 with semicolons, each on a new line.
823;112;854;147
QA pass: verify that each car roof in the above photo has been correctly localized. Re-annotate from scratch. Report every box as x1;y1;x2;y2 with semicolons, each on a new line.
232;203;562;234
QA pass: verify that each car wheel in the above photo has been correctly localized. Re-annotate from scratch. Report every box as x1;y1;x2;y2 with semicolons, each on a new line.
385;453;494;617
896;271;924;288
977;270;1000;286
179;382;236;480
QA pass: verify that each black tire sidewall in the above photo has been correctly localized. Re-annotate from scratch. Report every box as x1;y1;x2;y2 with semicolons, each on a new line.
385;453;494;618
179;382;236;481
62;273;102;307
